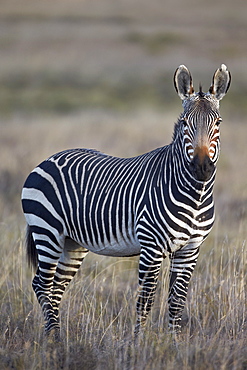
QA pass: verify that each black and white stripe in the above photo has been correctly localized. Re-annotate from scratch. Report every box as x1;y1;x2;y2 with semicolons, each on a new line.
21;65;231;338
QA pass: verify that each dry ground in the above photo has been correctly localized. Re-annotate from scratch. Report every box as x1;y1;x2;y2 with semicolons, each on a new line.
0;1;246;369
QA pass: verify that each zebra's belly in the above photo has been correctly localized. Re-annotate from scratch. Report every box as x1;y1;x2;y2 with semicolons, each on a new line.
77;230;206;258
77;235;142;257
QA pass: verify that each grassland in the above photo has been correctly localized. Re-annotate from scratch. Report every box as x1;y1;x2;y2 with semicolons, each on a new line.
0;1;246;369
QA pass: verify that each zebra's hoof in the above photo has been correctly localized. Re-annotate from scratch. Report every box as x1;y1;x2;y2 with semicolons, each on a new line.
46;327;61;343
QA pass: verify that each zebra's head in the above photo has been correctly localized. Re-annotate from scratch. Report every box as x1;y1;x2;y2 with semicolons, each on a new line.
174;64;231;182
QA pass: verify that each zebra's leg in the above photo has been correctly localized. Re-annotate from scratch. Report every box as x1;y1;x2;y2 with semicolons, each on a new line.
168;246;199;332
32;246;63;336
134;247;163;335
51;240;89;331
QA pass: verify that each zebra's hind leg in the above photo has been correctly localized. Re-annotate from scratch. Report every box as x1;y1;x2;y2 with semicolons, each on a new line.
168;246;199;333
32;258;62;338
51;239;88;337
30;228;66;340
134;247;163;337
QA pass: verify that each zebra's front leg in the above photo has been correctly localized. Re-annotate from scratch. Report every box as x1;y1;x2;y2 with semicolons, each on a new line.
168;246;199;332
134;247;163;336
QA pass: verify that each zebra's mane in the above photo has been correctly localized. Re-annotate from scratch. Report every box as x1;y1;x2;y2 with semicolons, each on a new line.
81;148;106;156
172;115;183;142
198;84;204;97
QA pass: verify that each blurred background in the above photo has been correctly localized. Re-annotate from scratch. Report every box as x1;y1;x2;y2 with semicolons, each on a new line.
0;0;247;237
0;3;246;367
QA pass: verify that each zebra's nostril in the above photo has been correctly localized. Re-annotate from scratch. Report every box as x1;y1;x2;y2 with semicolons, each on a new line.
204;161;213;172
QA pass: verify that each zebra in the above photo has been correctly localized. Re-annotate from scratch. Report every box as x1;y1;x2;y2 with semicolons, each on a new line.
21;65;230;340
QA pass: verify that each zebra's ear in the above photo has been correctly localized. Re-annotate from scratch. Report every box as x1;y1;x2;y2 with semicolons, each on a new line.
209;64;231;100
174;65;194;100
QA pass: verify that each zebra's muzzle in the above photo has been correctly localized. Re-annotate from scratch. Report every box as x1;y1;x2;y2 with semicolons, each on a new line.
190;154;215;182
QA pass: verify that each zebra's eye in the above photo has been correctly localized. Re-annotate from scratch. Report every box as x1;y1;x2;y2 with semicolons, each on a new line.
215;118;222;126
181;118;187;126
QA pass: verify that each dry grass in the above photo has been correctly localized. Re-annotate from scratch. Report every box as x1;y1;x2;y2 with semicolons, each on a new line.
0;0;247;368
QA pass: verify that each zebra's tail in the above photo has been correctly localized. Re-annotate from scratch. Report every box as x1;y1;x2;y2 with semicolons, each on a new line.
26;225;38;269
